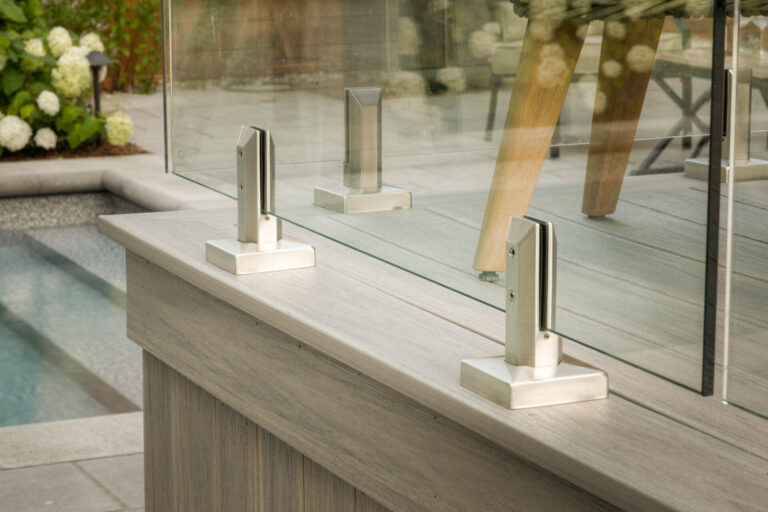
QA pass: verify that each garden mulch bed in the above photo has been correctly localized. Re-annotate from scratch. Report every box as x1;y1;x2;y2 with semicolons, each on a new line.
0;142;148;162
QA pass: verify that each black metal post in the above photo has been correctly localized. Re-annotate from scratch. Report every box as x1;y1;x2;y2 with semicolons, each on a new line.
701;0;727;396
91;67;101;115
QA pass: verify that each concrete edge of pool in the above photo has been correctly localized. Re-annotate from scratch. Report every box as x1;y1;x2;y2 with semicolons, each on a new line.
0;156;233;471
0;412;143;469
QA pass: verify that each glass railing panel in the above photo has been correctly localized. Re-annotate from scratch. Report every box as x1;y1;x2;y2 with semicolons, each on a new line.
726;3;768;417
168;0;723;391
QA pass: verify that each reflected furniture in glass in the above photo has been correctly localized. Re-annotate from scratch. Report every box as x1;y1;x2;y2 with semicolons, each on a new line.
167;0;731;394
92;3;768;506
725;7;768;420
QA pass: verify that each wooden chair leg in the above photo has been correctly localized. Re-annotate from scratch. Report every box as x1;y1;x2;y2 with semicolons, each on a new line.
474;21;585;272
581;18;664;218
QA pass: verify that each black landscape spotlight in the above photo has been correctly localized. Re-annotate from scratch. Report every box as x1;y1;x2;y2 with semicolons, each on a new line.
87;51;114;115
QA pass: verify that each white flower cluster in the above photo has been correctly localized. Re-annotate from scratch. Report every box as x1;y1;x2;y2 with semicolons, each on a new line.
34;128;57;150
385;70;426;98
52;47;92;97
36;91;61;116
537;58;569;87
398;17;421;56
601;59;623;78
22;38;46;72
0;115;33;152
593;90;608;115
626;44;655;73
436;66;467;94
47;27;73;58
482;22;501;39
80;33;105;53
529;20;557;42
105;110;133;146
25;38;45;57
605;21;627;41
537;43;570;87
469;30;497;61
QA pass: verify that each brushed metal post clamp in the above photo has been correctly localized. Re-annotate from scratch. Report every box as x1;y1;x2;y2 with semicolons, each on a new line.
314;87;412;213
461;216;608;409
206;126;315;274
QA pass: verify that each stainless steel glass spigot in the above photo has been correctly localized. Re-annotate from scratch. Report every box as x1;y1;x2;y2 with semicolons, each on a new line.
314;87;411;213
685;68;768;182
206;126;315;275
461;216;608;409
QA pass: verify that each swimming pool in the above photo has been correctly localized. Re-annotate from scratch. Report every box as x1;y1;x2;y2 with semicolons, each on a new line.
0;193;144;427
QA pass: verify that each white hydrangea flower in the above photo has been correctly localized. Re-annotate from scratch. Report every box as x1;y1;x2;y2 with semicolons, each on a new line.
541;43;565;60
99;66;107;82
436;66;467;94
0;54;6;72
529;20;556;42
593;89;608;115
47;27;72;58
52;48;92;97
0;115;33;152
605;21;627;40
22;38;46;72
601;60;623;78
105;110;133;146
65;45;90;58
79;32;105;53
34;128;57;150
36;91;61;116
385;70;426;98
25;38;45;57
482;22;501;39
398;17;421;56
537;56;570;87
626;44;655;73
469;30;496;61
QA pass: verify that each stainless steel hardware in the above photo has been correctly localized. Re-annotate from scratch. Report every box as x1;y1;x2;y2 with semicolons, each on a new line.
461;216;608;409
685;68;768;182
314;88;412;213
206;126;315;274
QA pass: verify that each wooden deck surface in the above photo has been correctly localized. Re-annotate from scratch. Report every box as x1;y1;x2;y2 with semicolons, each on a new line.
179;145;768;413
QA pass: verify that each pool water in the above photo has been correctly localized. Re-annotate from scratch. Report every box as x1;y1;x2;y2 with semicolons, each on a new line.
0;193;144;427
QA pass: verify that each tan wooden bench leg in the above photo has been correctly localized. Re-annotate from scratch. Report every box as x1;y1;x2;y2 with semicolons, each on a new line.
581;18;664;217
474;21;585;272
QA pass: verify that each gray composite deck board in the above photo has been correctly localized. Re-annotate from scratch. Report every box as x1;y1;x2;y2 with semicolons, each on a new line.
100;208;768;511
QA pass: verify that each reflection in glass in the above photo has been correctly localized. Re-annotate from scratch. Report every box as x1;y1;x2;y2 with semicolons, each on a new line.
168;0;725;391
727;6;768;418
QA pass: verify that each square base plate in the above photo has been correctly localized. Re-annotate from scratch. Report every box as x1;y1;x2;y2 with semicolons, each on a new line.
206;238;315;275
684;157;768;182
314;184;412;213
461;355;608;409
